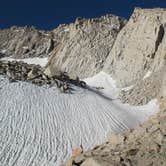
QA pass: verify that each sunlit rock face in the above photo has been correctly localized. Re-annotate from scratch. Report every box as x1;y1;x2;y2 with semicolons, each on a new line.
104;8;166;87
46;15;126;78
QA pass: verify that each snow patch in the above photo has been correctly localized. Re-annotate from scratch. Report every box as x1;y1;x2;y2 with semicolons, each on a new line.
0;49;7;53
143;71;152;80
121;85;134;92
84;71;119;97
44;33;50;36
22;46;29;49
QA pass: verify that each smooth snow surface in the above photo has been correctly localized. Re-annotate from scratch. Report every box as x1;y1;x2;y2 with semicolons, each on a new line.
84;71;119;98
0;72;159;166
1;57;48;67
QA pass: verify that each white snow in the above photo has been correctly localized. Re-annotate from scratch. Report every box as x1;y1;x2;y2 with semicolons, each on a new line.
64;28;69;32
44;33;50;36
0;71;159;166
143;71;152;80
0;49;7;54
22;46;29;49
121;85;134;92
1;57;48;67
84;71;119;98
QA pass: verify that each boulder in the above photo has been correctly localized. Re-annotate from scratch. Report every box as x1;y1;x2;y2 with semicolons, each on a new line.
27;69;38;80
109;132;125;145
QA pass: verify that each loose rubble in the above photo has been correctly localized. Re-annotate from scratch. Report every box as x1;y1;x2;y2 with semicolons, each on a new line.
0;60;86;93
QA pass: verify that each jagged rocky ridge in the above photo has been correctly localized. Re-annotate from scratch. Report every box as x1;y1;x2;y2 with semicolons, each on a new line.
0;14;127;77
46;15;126;78
0;26;55;58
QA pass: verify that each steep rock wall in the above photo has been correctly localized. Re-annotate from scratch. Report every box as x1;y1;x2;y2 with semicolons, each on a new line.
46;15;126;78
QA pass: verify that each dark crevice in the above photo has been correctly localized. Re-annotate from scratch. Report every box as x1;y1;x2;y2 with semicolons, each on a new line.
155;24;165;53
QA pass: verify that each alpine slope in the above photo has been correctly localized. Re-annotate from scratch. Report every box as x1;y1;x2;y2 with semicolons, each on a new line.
0;59;158;166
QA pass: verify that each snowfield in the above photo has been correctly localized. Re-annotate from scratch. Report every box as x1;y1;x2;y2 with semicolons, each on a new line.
0;71;158;166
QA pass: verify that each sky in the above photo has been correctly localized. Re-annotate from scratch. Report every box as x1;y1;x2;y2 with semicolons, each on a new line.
0;0;166;30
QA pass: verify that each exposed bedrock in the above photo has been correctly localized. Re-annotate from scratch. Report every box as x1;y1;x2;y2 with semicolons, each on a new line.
103;8;166;88
46;15;126;78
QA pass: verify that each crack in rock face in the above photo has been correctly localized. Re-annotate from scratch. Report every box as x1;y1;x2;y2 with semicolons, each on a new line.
155;24;165;53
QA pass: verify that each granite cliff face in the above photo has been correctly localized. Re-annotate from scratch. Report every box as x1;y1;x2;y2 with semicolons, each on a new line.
104;8;166;105
46;15;126;78
104;8;166;87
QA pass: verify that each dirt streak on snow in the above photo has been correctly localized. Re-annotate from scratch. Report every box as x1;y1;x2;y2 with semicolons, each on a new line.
0;73;158;166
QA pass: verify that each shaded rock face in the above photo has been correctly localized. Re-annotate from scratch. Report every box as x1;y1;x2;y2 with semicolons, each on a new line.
0;26;67;58
46;15;126;78
103;8;166;87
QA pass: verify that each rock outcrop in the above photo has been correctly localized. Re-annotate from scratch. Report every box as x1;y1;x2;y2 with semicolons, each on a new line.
46;15;126;78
